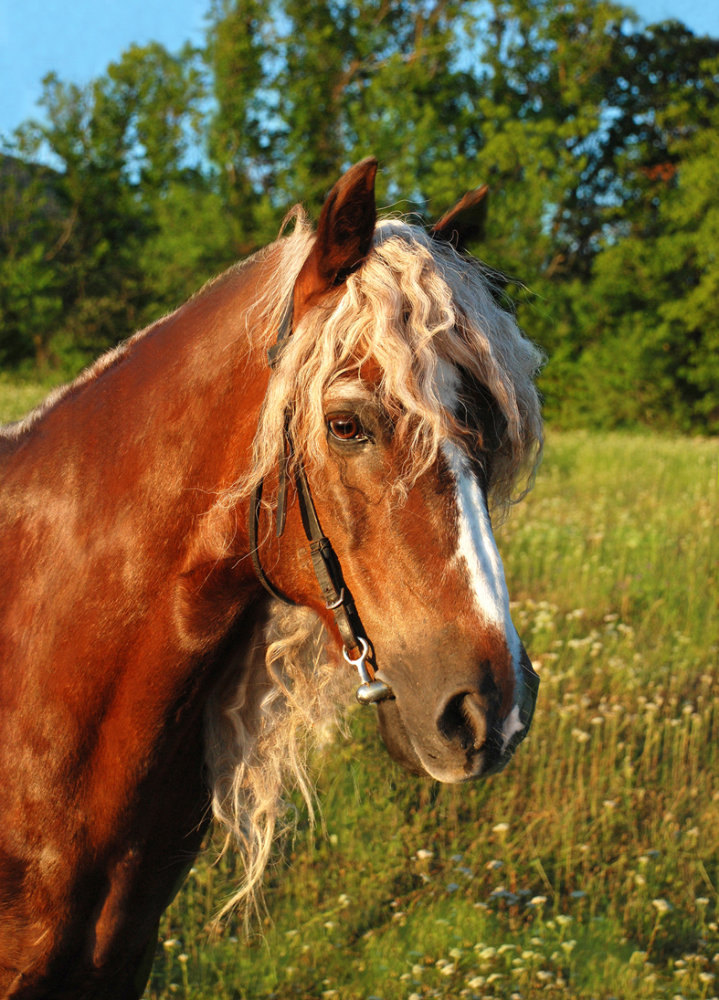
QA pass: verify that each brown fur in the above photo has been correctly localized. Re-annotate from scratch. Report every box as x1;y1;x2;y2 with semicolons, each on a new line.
0;161;542;998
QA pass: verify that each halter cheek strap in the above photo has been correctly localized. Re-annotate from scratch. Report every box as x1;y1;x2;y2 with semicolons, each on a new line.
248;302;393;706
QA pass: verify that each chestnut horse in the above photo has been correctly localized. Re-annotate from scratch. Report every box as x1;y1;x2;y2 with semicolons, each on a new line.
0;159;542;998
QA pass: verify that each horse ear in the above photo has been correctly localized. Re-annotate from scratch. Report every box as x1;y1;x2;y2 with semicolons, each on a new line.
294;157;378;318
430;184;489;249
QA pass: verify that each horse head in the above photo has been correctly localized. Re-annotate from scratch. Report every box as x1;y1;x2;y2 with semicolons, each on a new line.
0;156;545;996
243;158;542;784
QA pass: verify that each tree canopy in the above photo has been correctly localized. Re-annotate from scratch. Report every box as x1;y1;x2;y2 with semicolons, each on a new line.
1;0;717;432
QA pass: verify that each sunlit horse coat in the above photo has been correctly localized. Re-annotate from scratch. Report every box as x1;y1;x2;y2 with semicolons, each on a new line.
0;159;542;999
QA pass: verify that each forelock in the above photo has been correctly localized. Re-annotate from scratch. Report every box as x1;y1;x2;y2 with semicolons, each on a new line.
233;218;543;512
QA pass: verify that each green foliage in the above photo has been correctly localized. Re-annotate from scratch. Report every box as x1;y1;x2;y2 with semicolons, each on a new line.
136;430;718;999
585;52;719;431
0;150;64;367
1;0;718;431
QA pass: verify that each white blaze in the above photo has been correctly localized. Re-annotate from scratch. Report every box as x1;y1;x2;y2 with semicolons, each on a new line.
441;441;520;661
442;440;525;749
434;355;528;752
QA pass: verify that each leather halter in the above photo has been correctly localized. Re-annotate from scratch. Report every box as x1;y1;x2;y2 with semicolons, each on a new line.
248;300;393;705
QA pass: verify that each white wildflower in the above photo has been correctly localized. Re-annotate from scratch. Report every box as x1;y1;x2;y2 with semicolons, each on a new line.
652;898;672;915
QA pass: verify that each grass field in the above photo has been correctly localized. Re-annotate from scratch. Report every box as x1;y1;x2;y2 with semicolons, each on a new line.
145;431;717;1000
0;376;59;423
2;386;717;998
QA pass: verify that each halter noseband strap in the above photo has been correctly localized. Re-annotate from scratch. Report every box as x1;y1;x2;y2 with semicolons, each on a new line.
248;301;393;706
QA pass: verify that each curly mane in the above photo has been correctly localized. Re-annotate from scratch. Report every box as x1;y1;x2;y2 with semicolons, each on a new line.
203;211;544;916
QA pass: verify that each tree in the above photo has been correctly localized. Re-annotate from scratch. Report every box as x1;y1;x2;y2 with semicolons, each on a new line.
585;48;719;430
0;151;64;368
99;42;206;193
204;0;479;217
2;44;213;368
205;0;278;252
448;4;719;430
1;0;717;433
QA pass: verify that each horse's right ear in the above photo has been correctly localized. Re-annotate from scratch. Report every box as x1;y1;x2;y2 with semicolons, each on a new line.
430;185;489;250
293;158;378;321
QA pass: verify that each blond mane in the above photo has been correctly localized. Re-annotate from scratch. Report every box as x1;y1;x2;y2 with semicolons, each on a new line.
204;211;544;917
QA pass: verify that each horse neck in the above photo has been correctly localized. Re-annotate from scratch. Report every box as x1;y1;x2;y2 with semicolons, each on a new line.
7;250;274;554
0;251;292;993
0;251;278;841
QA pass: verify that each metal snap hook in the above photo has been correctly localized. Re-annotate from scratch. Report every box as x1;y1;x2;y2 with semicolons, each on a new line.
343;637;372;684
343;639;394;705
355;680;394;705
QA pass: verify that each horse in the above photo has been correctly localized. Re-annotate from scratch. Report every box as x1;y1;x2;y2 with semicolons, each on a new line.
0;158;543;999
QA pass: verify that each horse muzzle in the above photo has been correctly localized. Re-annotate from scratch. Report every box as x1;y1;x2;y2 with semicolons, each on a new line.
372;643;539;783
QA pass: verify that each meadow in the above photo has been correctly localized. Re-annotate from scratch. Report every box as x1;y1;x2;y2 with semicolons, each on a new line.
1;384;717;999
150;431;717;1000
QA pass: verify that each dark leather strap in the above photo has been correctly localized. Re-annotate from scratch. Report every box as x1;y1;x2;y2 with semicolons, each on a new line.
249;295;379;682
248;478;292;604
267;299;294;369
294;462;372;662
249;454;374;668
275;424;290;537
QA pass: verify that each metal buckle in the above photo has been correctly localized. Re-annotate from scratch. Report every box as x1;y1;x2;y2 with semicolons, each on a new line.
326;587;345;611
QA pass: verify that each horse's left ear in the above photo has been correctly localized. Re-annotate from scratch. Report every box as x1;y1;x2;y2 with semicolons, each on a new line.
430;184;489;249
294;157;378;320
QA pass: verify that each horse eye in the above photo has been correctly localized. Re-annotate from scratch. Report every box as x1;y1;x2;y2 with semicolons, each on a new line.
327;414;366;442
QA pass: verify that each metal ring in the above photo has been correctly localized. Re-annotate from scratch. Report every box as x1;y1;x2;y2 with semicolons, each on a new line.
343;636;371;684
325;587;345;611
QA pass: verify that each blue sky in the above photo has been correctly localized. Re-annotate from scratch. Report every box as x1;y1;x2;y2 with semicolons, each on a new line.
1;0;716;141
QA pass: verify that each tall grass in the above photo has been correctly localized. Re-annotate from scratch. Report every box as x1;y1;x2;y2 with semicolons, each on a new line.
0;375;62;423
145;430;718;1000
2;381;716;998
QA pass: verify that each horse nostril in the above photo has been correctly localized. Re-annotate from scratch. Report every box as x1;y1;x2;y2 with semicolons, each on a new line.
437;691;491;752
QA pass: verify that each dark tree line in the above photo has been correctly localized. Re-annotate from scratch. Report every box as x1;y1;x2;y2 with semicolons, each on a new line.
1;0;717;431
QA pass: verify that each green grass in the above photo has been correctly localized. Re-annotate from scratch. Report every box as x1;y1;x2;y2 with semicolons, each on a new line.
2;382;717;998
0;375;61;423
146;430;718;1000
